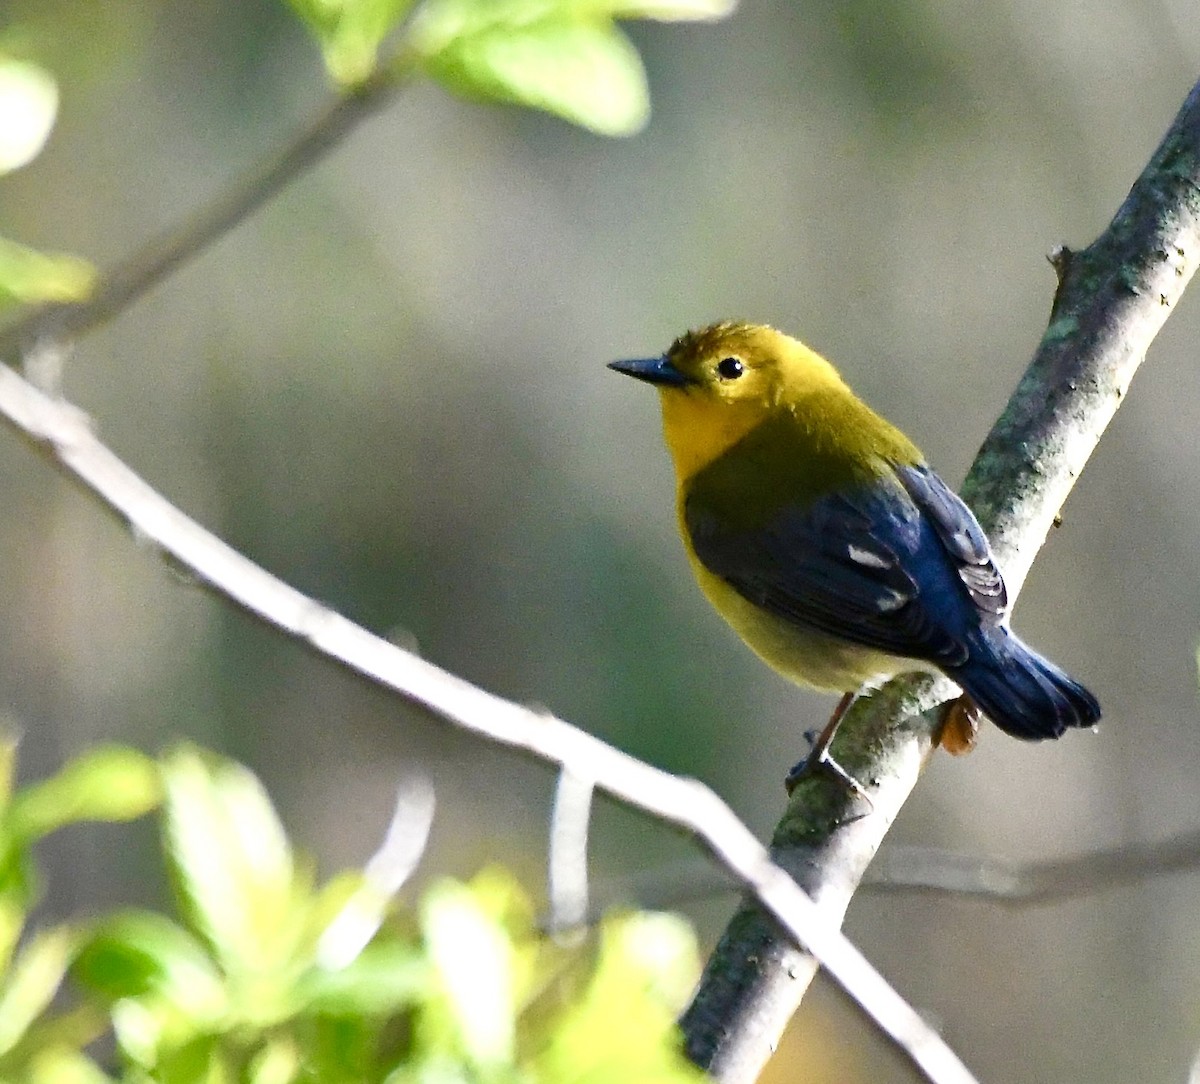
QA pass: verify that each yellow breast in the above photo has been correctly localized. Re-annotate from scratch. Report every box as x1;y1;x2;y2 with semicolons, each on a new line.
675;492;904;692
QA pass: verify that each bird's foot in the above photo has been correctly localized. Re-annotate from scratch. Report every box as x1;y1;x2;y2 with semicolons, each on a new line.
786;750;874;812
937;696;982;755
785;693;873;812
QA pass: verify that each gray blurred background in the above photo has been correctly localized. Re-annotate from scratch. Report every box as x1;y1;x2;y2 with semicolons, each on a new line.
3;1;1200;1081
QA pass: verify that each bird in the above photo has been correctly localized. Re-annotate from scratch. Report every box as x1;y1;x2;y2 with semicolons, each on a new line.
608;321;1099;756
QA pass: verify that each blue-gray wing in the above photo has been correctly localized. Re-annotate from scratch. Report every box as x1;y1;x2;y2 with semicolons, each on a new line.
684;463;1006;667
894;464;1007;619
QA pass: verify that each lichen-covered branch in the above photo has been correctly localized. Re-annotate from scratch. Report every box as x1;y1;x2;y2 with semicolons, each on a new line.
680;75;1200;1083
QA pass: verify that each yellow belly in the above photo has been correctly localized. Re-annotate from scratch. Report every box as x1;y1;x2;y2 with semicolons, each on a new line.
689;557;903;692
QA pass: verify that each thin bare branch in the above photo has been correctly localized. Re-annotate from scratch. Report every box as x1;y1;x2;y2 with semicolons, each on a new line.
317;772;436;969
547;768;595;940
587;828;1200;919
0;366;981;1084
0;61;411;361
680;76;1200;1083
871;833;1200;905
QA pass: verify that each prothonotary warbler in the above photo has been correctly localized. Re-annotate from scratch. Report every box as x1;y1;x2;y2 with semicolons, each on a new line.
609;322;1100;747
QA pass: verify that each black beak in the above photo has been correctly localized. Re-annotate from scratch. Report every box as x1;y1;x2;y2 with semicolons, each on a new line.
608;355;691;387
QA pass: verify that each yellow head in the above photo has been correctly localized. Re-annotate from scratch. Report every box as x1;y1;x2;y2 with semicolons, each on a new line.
609;322;852;479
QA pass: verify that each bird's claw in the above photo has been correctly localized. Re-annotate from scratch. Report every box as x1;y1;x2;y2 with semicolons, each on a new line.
785;691;873;810
785;743;874;817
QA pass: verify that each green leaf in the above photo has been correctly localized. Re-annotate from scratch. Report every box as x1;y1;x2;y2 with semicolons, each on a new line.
9;747;160;842
113;1013;221;1081
406;0;736;133
72;910;226;1021
0;56;58;173
284;0;417;84
299;1013;391;1082
459;867;539;1006
0;898;28;973
296;941;429;1015
108;998;160;1069
0;926;77;1056
160;747;309;988
0;236;96;308
247;1037;300;1084
27;1049;115;1084
415;9;649;136
530;912;706;1083
420;878;516;1067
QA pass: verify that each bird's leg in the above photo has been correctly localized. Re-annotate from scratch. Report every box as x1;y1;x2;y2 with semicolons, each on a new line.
785;692;872;806
936;696;982;755
804;691;854;766
789;693;980;796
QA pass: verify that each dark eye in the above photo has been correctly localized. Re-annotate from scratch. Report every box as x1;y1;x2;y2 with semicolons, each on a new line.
717;356;744;380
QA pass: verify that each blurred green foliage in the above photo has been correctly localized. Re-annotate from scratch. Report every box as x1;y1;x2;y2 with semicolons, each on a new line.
0;52;97;308
0;54;58;173
284;0;418;84
287;0;736;131
0;0;736;309
0;234;95;308
0;742;707;1082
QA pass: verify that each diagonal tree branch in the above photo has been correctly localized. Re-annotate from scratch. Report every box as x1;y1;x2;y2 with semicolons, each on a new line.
679;76;1200;1082
0;360;980;1084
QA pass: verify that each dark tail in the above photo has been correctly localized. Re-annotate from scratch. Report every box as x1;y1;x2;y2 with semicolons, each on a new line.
947;628;1101;741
